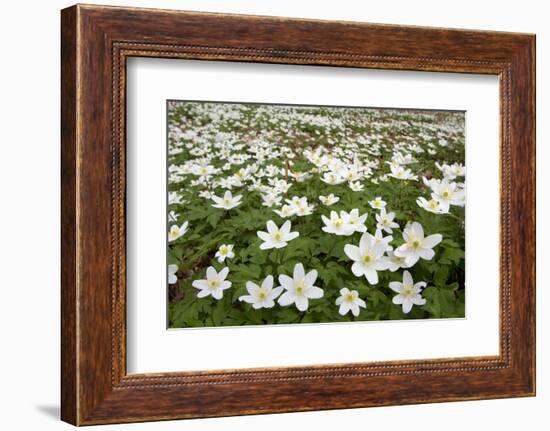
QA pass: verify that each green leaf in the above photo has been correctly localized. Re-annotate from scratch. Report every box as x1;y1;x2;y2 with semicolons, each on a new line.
433;266;449;287
249;251;266;265
422;286;458;318
206;211;223;228
232;285;248;302
276;308;301;324
212;302;226;326
440;246;465;265
368;289;390;308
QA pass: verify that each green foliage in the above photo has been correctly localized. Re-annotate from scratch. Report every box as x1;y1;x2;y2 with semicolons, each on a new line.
167;102;466;328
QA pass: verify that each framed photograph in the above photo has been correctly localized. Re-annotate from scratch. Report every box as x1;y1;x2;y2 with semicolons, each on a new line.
61;4;536;425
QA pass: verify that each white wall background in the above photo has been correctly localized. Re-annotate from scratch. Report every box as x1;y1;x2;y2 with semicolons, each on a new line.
0;0;545;429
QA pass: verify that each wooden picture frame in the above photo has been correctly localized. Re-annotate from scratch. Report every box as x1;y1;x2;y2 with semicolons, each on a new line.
61;4;536;425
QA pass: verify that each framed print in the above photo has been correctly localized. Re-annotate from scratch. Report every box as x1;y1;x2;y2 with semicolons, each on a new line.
61;4;536;425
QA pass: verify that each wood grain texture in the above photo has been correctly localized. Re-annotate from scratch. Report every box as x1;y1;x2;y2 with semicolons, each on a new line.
60;4;536;425
60;5;78;425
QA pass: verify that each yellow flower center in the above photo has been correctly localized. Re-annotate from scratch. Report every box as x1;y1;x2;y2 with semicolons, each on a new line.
295;281;306;294
208;279;220;289
374;201;380;207
363;254;372;264
258;290;268;300
346;293;355;302
273;231;283;241
402;285;414;297
412;240;421;249
223;198;230;205
442;191;450;198
428;200;438;209
335;219;344;228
